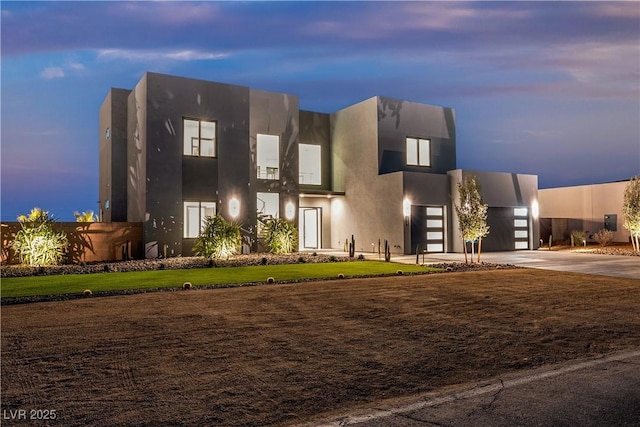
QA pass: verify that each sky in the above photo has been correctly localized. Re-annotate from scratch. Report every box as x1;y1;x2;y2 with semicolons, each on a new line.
1;1;639;221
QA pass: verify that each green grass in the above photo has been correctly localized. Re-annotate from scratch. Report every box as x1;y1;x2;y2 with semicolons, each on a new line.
1;261;438;298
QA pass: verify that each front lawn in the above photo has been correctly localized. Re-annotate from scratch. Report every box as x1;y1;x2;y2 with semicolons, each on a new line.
0;261;436;298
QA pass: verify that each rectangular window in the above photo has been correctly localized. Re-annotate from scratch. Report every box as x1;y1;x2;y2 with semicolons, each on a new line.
514;207;528;217
406;137;431;166
257;134;280;180
257;192;279;219
299;144;322;185
183;119;216;157
183;201;216;238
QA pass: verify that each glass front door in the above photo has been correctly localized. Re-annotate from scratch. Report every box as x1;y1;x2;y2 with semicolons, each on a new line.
300;208;321;250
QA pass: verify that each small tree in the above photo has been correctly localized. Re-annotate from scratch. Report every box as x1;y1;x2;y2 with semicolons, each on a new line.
74;210;96;222
623;176;640;252
264;218;298;254
454;175;490;263
12;207;68;266
193;214;241;259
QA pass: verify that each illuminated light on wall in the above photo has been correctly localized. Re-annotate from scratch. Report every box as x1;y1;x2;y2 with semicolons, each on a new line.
229;198;240;218
403;198;411;218
532;200;539;219
331;198;343;216
285;201;296;220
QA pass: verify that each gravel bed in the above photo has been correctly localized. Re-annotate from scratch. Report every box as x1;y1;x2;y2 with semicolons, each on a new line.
0;253;350;278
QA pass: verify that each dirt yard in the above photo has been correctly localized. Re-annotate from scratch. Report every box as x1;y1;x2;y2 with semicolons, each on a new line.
2;269;639;426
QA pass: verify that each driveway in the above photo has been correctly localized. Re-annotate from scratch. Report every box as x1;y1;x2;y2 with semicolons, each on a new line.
307;349;640;427
386;250;639;280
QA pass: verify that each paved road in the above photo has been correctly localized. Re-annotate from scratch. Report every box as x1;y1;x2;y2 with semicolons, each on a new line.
386;250;640;280
305;350;640;427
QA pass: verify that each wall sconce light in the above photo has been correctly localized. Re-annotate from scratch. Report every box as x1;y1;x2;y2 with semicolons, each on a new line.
285;201;295;220
229;198;240;219
531;199;539;219
403;198;411;225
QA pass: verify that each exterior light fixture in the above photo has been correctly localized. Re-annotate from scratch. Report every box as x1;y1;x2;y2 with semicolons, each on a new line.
531;200;539;219
285;201;296;220
229;198;240;218
403;198;411;225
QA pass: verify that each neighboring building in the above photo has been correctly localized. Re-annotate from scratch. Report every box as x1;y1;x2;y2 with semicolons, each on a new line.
99;72;539;258
539;180;631;244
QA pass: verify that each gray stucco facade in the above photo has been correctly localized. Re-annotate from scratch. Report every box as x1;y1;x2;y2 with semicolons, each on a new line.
99;72;540;257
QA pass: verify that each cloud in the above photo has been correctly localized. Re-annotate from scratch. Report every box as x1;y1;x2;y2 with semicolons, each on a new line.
40;67;64;79
97;49;229;62
39;61;87;80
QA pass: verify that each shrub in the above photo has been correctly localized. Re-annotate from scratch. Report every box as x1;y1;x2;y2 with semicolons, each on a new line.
74;210;96;222
12;208;68;266
193;215;241;260
571;230;586;246
594;229;614;247
264;218;298;254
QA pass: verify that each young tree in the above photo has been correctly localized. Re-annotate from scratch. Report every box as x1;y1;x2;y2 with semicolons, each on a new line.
454;175;490;263
623;176;640;252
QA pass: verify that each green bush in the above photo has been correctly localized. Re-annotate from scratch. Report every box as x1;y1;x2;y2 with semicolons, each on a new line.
193;215;241;260
264;218;298;254
74;210;96;222
571;230;586;246
12;208;68;266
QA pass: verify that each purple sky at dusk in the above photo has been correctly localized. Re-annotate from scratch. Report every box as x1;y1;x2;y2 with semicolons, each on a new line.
1;1;639;221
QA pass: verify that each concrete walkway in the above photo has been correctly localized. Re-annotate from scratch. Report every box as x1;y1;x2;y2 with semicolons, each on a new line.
305;349;640;427
361;250;640;280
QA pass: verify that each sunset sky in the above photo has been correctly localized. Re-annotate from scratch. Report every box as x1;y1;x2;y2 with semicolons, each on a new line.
2;1;639;221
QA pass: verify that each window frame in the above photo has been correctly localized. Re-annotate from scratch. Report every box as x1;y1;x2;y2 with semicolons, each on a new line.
183;118;217;158
256;134;280;180
183;201;216;238
406;137;431;167
299;143;322;185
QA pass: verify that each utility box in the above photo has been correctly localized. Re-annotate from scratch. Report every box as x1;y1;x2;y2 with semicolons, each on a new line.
604;214;617;231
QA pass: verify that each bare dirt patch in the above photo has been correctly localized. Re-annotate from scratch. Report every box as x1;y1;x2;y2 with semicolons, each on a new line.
2;269;639;426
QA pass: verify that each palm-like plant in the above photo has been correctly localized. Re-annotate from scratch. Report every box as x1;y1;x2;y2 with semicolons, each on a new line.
193;214;241;259
74;210;96;222
12;207;68;266
264;218;298;254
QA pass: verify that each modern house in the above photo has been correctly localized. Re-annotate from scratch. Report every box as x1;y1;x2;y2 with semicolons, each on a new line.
99;72;539;258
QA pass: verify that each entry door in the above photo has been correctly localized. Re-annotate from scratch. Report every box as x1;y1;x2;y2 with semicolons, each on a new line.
300;208;321;249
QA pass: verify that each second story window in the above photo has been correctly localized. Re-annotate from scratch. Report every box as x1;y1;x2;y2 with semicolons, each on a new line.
299;144;321;185
257;134;280;180
184;118;216;157
406;137;430;167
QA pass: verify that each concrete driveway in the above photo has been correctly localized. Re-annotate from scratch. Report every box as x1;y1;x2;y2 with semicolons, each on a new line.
307;349;640;427
389;250;640;280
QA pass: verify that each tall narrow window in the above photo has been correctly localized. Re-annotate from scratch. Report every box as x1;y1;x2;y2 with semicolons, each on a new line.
299;144;321;185
184;119;216;157
257;134;280;180
406;137;431;166
183;201;216;238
